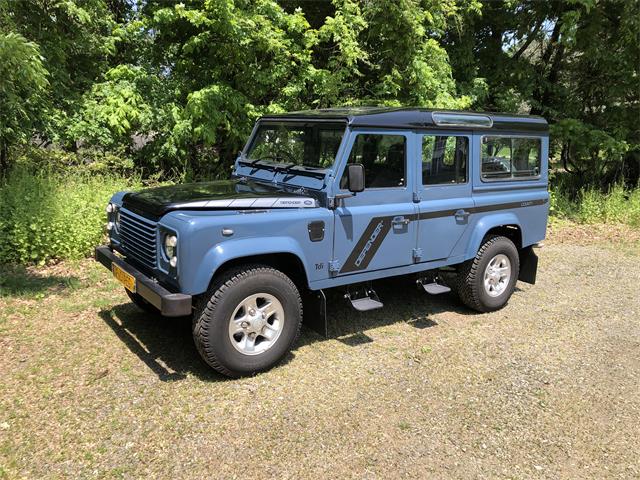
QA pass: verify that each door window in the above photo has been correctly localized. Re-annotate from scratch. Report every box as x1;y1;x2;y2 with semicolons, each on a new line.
341;134;406;189
422;135;468;185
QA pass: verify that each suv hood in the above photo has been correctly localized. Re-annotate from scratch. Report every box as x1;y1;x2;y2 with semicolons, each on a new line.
122;179;319;218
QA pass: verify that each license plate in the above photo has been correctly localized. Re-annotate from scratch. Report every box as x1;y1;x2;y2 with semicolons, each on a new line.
112;264;136;293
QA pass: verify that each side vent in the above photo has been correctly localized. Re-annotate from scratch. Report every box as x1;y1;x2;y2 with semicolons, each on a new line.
308;221;325;242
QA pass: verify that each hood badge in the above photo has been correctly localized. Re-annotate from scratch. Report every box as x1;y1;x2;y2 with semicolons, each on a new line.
222;228;234;236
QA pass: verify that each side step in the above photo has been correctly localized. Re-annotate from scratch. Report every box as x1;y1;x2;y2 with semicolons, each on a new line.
345;284;383;312
417;277;451;295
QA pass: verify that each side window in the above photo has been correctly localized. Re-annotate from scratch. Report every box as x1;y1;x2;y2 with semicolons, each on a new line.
422;135;468;185
341;134;406;189
481;136;541;180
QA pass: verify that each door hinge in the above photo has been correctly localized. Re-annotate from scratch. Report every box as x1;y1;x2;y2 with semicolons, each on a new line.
413;191;422;203
328;260;341;274
412;248;423;262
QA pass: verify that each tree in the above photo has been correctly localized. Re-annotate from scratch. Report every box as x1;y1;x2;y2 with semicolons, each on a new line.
138;0;318;172
66;65;154;152
0;32;48;173
1;0;127;146
122;0;478;176
445;0;640;185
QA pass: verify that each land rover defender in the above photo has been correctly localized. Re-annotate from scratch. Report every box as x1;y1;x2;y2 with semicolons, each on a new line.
96;108;549;377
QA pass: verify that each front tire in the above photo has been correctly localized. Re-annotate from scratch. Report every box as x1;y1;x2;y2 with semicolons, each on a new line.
193;265;302;378
457;235;520;312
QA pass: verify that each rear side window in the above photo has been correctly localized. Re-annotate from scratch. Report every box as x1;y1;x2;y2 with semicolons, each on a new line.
422;135;468;185
341;134;406;189
481;137;541;180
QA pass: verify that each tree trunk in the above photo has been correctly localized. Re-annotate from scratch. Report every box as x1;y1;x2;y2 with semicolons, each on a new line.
530;17;563;116
512;20;543;61
0;142;8;176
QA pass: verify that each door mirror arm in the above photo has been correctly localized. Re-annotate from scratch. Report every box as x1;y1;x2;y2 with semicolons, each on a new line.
329;192;355;209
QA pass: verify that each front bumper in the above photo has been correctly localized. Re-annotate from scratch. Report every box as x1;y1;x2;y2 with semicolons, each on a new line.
95;246;192;316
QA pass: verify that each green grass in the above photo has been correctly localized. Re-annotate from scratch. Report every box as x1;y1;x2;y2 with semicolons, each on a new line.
550;184;640;226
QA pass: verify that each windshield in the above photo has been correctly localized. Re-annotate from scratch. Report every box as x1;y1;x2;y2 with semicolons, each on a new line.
245;122;345;169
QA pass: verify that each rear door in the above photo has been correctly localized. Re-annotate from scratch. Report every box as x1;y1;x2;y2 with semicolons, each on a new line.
415;130;474;262
332;130;418;275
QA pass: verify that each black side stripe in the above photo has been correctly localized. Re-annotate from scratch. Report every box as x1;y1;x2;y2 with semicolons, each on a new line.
338;198;547;274
416;198;548;221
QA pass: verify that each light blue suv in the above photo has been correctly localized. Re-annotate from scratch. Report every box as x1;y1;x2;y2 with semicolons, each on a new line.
96;108;549;377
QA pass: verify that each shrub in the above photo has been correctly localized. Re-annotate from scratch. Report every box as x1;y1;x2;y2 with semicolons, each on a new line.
625;188;640;227
551;182;640;226
13;146;135;176
0;167;140;265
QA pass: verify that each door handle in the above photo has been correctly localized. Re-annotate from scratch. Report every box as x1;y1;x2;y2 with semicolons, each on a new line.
392;216;411;227
454;209;470;221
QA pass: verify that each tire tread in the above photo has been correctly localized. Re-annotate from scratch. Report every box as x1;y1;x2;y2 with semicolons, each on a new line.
457;235;514;313
192;265;302;377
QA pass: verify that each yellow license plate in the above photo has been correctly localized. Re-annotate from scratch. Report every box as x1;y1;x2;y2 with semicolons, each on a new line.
112;264;136;293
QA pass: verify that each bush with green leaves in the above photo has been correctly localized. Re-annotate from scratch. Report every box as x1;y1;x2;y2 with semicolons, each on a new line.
551;183;640;227
0;167;140;265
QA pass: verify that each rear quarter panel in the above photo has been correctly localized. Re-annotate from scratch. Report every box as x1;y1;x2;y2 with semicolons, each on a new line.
455;132;549;260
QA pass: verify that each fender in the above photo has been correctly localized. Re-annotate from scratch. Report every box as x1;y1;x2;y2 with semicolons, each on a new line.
186;236;310;296
465;212;522;261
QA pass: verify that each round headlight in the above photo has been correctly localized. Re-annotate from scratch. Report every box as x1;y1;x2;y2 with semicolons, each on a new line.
164;234;178;260
106;203;114;213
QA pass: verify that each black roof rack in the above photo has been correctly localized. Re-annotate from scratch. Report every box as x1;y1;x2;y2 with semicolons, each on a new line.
259;107;548;133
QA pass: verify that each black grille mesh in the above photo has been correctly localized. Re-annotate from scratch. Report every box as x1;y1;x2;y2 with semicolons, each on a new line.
118;209;157;269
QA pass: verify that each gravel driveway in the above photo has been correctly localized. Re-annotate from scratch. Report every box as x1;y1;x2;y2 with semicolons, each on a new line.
1;226;639;479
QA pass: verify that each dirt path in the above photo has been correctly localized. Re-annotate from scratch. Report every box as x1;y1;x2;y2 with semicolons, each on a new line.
1;228;639;479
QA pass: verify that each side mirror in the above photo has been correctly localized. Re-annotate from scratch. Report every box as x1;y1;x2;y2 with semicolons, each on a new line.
347;164;365;193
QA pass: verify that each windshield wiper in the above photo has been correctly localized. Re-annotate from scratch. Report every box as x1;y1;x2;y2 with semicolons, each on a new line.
279;164;328;180
239;157;327;180
238;158;278;173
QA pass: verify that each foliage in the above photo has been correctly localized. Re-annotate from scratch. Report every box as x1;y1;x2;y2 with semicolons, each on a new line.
550;183;640;227
0;0;121;124
0;32;49;169
446;0;639;183
550;120;630;185
66;65;154;150
13;145;135;176
2;0;637;182
0;165;139;265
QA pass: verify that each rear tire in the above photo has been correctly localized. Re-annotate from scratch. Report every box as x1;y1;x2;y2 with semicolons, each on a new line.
457;235;519;313
192;265;302;378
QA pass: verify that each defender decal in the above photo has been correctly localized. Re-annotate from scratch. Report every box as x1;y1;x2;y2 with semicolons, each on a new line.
340;217;395;273
355;220;385;268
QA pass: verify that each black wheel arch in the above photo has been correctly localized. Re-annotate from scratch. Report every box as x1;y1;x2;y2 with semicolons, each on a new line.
209;252;309;294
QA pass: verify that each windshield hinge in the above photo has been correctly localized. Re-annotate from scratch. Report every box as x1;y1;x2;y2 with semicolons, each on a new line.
413;191;422;203
328;260;341;275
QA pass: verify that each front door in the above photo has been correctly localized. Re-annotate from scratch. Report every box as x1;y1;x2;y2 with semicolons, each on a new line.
332;130;417;276
416;131;474;262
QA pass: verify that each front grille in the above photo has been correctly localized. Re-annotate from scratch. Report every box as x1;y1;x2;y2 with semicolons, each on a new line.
118;209;157;270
